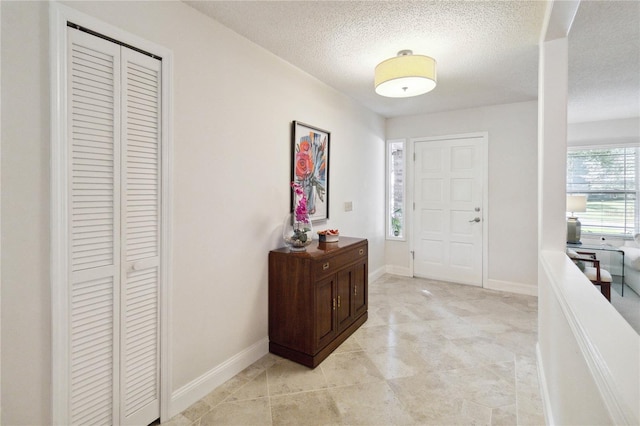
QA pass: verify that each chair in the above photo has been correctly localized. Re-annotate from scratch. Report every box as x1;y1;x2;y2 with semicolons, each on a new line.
576;251;612;302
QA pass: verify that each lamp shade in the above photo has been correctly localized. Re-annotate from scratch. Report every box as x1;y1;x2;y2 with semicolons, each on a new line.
566;195;587;213
375;51;437;98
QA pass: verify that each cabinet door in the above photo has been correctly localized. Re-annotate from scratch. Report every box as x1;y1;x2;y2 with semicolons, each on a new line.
315;275;337;350
353;260;368;318
337;268;354;331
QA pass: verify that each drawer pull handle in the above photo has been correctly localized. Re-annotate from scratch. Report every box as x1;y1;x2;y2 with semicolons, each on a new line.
323;262;330;270
359;249;364;255
354;285;357;296
332;298;336;310
337;296;341;308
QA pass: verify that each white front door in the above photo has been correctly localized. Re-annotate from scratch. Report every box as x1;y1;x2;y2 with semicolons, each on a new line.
412;135;485;286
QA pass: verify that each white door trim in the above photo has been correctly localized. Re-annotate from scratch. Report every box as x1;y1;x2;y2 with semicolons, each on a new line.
49;3;174;423
409;132;488;286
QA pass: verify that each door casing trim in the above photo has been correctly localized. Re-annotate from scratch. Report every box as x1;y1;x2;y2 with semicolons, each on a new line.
49;2;174;423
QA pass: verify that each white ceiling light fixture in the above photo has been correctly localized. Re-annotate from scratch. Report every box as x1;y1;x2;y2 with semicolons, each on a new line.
374;50;437;98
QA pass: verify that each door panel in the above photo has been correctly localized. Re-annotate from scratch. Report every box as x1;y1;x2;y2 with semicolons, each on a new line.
353;261;367;318
413;137;484;286
315;276;336;350
337;269;354;331
120;45;161;426
68;28;121;425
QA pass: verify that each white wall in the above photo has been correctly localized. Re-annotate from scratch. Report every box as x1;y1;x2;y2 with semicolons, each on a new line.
568;117;640;147
0;1;385;423
1;2;51;424
386;101;538;294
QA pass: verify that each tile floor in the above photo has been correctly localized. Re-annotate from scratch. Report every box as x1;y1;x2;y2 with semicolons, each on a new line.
166;274;545;425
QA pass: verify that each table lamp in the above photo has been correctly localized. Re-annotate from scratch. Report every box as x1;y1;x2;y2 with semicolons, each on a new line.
567;195;587;244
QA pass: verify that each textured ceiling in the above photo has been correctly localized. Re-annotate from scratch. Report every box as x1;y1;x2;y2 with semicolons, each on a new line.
184;1;639;122
568;1;640;123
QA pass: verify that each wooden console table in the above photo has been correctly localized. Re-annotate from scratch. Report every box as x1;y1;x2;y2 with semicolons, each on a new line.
268;237;368;368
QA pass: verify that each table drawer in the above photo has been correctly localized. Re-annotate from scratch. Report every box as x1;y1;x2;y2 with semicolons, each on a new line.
314;244;367;279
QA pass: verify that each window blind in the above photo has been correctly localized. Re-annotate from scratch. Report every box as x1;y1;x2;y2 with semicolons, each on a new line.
567;147;638;236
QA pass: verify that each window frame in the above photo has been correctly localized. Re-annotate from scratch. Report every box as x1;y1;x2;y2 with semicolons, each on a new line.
386;139;406;241
566;144;639;239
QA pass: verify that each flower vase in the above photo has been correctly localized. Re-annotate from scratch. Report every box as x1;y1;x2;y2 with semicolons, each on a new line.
283;212;313;251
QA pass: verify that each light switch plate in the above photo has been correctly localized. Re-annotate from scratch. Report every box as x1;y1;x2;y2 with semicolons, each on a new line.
344;201;353;212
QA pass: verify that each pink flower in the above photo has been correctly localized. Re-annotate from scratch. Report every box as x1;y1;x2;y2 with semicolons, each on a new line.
291;181;309;223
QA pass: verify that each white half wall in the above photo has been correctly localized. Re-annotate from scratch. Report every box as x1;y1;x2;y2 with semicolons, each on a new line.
0;1;385;423
385;101;538;293
537;2;640;424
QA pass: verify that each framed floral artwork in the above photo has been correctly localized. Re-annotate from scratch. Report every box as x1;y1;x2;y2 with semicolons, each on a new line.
291;121;330;222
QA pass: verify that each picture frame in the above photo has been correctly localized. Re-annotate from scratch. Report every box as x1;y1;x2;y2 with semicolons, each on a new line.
291;121;330;222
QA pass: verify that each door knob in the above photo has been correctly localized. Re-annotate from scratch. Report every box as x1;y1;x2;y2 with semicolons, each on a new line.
469;217;481;223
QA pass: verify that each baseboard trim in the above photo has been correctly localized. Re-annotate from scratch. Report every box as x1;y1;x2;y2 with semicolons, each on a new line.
369;266;386;282
536;342;555;426
169;337;269;418
385;265;412;277
485;278;537;296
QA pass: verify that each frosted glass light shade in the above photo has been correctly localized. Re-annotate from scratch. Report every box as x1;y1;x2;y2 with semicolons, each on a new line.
566;195;587;214
375;53;437;98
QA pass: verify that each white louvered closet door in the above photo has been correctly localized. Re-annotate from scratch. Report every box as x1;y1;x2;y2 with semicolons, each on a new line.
67;27;161;426
120;47;161;426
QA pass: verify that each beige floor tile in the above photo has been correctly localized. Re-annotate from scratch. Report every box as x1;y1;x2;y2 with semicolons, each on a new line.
517;409;546;426
332;334;363;354
412;339;515;374
226;370;269;402
438;366;516;408
328;381;416;425
412;339;476;372
517;383;545;421
162;413;193;426
270;390;341;425
365;304;422;325
176;275;543;426
483;361;517;384
353;324;404;350
201;374;249;409
490;329;538;356
199;398;271;426
390;320;449;348
266;358;327;396
460;314;518;334
364;344;429;379
181;400;212;423
442;298;492;317
387;372;470;422
321;350;385;388
491;404;518;425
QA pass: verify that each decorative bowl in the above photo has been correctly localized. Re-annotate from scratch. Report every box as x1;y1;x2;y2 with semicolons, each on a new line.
318;230;339;243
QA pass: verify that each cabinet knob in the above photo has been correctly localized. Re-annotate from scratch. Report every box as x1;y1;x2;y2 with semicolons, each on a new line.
323;262;330;270
359;249;364;255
